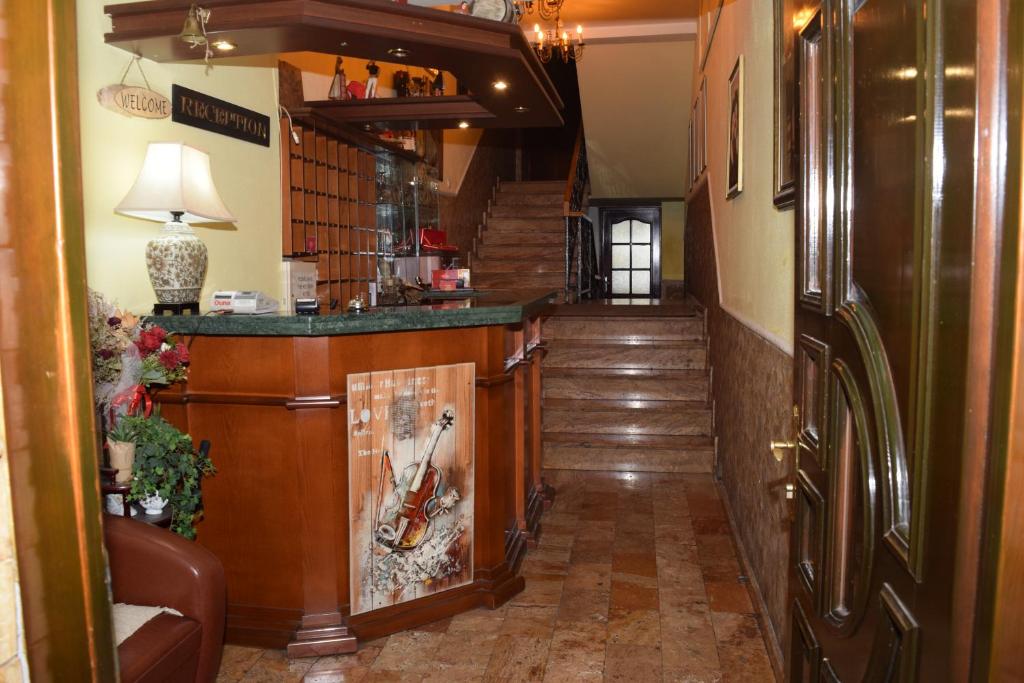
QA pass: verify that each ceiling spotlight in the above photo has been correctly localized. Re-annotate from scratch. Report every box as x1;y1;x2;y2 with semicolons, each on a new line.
493;80;509;91
388;47;410;58
212;40;236;51
340;41;348;47
514;105;530;113
458;121;470;129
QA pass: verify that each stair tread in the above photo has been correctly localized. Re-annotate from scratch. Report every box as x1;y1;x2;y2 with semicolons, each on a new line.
544;339;704;349
542;444;713;474
543;367;708;379
543;398;710;412
543;433;714;448
544;315;700;324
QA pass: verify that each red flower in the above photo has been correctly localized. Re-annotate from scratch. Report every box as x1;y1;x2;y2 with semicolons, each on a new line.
136;326;167;354
158;348;180;370
174;342;190;364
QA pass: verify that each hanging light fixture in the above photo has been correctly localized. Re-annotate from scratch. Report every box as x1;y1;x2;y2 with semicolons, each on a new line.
529;11;584;63
515;0;565;22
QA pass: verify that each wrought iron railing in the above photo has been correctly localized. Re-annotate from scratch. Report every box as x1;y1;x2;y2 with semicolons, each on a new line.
563;127;597;301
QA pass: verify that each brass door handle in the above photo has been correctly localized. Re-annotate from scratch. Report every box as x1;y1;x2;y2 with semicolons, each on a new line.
770;440;796;463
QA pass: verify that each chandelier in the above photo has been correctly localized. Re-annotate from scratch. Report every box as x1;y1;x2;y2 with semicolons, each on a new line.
515;0;564;22
518;2;584;64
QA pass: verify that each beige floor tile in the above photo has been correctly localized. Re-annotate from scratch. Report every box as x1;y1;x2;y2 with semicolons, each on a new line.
222;472;777;683
484;635;550;682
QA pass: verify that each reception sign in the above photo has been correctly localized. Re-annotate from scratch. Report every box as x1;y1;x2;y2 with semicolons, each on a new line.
348;363;475;615
171;84;271;147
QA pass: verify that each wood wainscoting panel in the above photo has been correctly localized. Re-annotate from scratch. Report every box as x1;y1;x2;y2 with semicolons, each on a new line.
162;323;537;652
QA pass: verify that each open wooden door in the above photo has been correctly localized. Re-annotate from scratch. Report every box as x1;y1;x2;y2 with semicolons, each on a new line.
784;0;1009;680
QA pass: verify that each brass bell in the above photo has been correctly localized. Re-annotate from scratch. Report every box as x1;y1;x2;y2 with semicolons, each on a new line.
179;4;207;47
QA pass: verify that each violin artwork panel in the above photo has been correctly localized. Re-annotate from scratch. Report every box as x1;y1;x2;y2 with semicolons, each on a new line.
347;363;475;615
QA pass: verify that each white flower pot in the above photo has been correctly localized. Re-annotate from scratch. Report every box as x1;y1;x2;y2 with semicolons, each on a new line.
140;494;169;515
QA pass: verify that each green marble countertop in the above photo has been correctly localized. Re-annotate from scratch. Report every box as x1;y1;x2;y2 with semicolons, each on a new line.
148;289;557;337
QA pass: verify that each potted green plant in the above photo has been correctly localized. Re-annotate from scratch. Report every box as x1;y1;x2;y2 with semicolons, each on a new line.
120;413;216;539
106;419;137;484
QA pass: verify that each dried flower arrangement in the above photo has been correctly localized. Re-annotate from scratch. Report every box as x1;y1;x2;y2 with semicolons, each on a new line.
88;290;190;418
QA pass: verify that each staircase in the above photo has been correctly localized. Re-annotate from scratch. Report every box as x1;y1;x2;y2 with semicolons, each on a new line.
541;307;715;473
471;180;567;294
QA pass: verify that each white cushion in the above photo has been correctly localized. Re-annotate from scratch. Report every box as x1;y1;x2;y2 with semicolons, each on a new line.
112;603;183;646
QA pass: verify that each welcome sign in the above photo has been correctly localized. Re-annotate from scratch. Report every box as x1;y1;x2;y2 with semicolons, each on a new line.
97;85;170;119
171;84;270;147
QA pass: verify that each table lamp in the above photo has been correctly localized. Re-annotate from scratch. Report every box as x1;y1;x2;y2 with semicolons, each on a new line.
115;142;236;314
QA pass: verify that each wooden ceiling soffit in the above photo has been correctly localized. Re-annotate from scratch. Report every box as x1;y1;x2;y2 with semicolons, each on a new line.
104;0;565;129
302;95;495;129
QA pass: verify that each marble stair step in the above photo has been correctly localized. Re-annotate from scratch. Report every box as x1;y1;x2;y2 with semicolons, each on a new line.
490;204;564;219
543;341;707;370
486;218;565;232
542;439;714;474
543;405;712;436
543;315;703;342
542;368;709;402
496;192;564;206
473;272;565;289
474;259;564;274
499;180;565;193
479;231;565;246
543;398;708;412
477;245;564;259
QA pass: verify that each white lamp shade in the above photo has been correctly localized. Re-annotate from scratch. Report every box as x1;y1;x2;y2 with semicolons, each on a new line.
115;142;236;224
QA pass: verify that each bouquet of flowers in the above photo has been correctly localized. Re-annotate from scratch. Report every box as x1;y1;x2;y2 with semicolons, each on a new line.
88;290;190;418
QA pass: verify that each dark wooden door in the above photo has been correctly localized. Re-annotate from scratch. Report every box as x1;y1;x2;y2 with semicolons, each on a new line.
600;206;661;298
787;1;985;680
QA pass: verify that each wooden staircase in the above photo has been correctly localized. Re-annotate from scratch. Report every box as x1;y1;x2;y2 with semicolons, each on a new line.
471;180;566;294
541;307;715;473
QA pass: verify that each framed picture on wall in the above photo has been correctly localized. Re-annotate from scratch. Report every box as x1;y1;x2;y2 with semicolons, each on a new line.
773;0;804;208
698;77;708;174
727;55;744;200
688;118;695;188
698;0;724;69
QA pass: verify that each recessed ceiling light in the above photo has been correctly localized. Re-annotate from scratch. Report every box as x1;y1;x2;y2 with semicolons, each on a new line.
493;80;509;91
388;47;410;58
458;121;470;129
340;41;348;47
212;40;236;51
514;105;529;113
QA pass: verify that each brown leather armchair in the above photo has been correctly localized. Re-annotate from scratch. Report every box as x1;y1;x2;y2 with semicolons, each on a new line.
104;515;226;683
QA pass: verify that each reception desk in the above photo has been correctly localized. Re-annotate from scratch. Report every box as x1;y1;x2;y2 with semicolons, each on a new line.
153;290;555;656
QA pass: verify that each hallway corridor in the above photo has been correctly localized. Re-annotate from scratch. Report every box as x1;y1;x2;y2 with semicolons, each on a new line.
216;471;775;682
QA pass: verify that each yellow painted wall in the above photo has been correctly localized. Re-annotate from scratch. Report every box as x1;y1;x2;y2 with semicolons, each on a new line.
78;0;284;314
441;128;485;195
577;40;694;199
662;200;685;280
693;0;794;352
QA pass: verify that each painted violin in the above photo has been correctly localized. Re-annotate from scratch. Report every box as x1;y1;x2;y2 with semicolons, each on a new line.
375;409;455;551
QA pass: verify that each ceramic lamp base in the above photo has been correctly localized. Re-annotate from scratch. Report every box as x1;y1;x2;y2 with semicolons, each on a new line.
145;222;208;304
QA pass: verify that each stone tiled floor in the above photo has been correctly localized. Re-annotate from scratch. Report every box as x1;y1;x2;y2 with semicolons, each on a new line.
216;470;776;682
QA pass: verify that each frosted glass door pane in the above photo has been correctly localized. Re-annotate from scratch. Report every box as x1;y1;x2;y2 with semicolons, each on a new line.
632;270;651;294
612;245;630;268
632;221;651;243
612;271;630;294
612;221;631;243
632;245;651;269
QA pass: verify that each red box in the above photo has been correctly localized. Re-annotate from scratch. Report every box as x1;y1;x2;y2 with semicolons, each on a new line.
432;268;471;290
